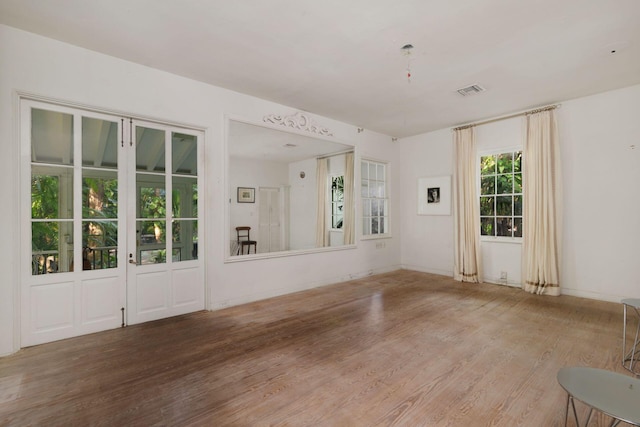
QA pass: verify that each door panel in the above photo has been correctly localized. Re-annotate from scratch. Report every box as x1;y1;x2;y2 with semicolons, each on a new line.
126;121;203;326
22;101;126;346
258;187;282;253
22;100;204;347
29;281;74;333
81;277;121;324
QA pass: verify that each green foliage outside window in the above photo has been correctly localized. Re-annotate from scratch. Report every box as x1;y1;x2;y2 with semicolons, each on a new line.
480;151;522;238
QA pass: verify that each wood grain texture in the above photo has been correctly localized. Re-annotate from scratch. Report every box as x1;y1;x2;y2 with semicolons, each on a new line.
0;270;630;426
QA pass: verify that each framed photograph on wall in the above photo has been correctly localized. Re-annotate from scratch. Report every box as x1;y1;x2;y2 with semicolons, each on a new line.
237;187;255;203
418;175;451;215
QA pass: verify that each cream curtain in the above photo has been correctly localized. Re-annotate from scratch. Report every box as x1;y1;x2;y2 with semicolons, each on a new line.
315;157;329;247
343;152;355;245
453;127;482;283
522;110;562;295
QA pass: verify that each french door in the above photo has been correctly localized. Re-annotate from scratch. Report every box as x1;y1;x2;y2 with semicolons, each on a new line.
21;100;204;347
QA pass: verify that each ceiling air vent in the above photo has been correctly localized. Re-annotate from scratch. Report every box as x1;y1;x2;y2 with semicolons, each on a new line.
457;84;486;96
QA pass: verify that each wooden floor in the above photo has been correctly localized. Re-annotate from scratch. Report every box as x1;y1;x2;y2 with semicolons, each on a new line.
0;270;632;426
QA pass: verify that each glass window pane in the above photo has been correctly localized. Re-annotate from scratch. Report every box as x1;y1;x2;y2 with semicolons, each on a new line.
513;173;522;193
496;153;513;174
480;155;495;175
136;127;165;172
32;166;73;219
172;133;197;175
192;181;198;219
32;108;73;166
361;181;369;198
32;221;72;275
82;117;118;169
377;164;384;181
496;217;513;237
138;220;166;244
514;151;522;173
371;199;379;216
379;200;387;216
172;219;198;261
369;183;378;198
361;162;369;179
480;217;494;236
480;176;495;196
514;195;522;216
380;217;388;234
362;199;370;217
369;163;377;180
371;217;379;234
82;220;118;270
480;196;494;216
496;174;514;194
139;183;166;219
83;171;118;219
140;249;166;265
514;217;523;238
362;219;371;235
138;220;166;265
171;177;198;218
496;196;513;216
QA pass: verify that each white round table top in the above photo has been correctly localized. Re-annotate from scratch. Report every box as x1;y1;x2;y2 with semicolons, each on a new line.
557;367;640;426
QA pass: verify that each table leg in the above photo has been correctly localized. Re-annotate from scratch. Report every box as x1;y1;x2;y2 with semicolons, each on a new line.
584;407;593;426
623;304;640;374
623;303;628;370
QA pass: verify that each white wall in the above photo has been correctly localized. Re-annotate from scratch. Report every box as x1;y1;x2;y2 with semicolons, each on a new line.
399;83;640;302
398;129;454;276
559;85;640;302
229;157;288;252
288;157;317;250
0;25;402;356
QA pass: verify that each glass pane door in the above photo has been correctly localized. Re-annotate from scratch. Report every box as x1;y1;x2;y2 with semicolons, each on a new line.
23;100;126;347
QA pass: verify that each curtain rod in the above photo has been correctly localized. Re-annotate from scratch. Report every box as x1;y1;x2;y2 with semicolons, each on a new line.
452;104;560;131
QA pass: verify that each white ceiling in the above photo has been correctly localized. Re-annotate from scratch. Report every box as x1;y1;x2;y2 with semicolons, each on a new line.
1;0;639;138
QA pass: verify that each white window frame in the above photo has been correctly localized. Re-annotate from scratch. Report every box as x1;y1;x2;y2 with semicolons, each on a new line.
361;158;390;239
478;147;523;242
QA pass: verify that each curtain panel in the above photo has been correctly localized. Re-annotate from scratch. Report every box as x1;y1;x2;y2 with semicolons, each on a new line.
343;152;355;245
453;127;482;283
522;110;562;295
315;158;329;247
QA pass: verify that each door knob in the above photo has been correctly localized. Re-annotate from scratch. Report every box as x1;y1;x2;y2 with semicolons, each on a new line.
129;259;137;265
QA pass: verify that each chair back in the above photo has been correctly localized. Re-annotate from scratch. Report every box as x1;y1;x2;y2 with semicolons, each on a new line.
236;226;251;242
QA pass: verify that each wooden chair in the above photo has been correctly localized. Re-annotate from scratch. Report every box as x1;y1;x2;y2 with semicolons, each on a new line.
235;226;257;255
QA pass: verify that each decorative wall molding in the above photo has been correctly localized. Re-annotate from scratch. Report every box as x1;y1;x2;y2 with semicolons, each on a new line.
263;112;333;137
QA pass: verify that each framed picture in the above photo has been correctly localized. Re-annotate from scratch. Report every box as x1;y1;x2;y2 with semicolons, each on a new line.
237;187;255;203
418;175;451;215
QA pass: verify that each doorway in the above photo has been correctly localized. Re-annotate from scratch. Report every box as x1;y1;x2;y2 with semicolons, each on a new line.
258;186;288;253
21;99;204;346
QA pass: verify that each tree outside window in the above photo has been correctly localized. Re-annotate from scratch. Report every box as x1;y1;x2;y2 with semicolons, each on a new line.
331;175;344;229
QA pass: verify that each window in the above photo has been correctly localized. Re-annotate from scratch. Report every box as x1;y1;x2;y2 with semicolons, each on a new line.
331;175;344;229
361;160;388;236
480;151;522;238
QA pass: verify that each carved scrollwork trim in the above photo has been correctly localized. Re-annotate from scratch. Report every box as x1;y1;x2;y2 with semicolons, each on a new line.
263;112;333;137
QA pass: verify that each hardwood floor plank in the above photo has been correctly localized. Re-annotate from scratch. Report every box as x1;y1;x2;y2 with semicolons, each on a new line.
0;270;631;426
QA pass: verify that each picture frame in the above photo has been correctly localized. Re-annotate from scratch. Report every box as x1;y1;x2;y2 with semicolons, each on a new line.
237;187;255;203
417;175;451;215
